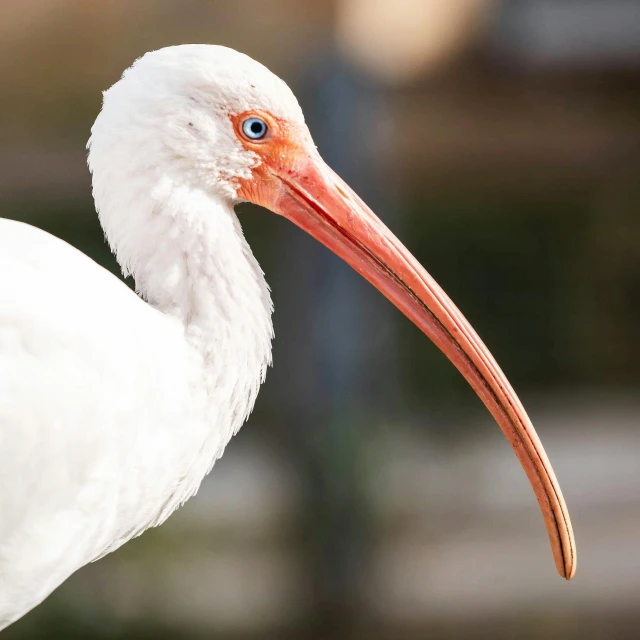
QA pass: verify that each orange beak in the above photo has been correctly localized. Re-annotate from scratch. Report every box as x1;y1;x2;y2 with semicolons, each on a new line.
234;112;576;580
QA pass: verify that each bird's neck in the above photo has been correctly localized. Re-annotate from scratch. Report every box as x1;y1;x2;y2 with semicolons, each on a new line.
135;195;273;352
101;181;274;433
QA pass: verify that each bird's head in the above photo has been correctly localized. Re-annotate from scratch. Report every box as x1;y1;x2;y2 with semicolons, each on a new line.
89;45;575;580
90;45;311;203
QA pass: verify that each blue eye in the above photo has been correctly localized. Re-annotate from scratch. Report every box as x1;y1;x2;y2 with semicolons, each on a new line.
242;117;268;140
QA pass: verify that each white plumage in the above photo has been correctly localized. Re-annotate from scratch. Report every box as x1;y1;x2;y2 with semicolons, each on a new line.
1;45;284;627
0;43;576;630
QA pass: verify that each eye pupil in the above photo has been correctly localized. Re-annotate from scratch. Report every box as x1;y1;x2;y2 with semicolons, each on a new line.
242;117;268;140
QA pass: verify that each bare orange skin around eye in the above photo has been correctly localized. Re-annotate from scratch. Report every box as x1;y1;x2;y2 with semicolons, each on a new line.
230;110;314;211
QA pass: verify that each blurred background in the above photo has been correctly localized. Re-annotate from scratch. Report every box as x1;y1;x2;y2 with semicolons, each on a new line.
2;0;640;638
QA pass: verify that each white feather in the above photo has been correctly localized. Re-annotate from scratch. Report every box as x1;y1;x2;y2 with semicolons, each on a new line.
0;44;304;628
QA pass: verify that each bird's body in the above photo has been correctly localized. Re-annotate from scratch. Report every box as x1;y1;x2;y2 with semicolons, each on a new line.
0;44;575;630
0;197;271;625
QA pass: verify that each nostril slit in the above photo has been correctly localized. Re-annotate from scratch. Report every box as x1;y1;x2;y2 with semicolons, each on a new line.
335;183;349;199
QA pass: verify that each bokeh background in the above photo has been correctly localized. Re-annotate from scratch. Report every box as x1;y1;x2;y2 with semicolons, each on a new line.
2;1;640;638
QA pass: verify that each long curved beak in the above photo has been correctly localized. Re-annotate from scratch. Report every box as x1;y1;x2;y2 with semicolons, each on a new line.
265;153;576;580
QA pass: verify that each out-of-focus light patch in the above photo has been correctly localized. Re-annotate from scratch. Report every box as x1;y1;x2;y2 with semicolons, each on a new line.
107;549;304;632
492;0;640;68
335;0;495;84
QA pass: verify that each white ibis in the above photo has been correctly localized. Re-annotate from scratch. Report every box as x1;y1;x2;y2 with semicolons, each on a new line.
0;45;575;630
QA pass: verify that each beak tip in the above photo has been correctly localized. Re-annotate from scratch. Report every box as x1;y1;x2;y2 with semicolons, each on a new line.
555;545;576;580
564;561;577;581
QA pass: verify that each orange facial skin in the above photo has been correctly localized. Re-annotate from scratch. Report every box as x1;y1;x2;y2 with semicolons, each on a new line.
231;110;313;211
